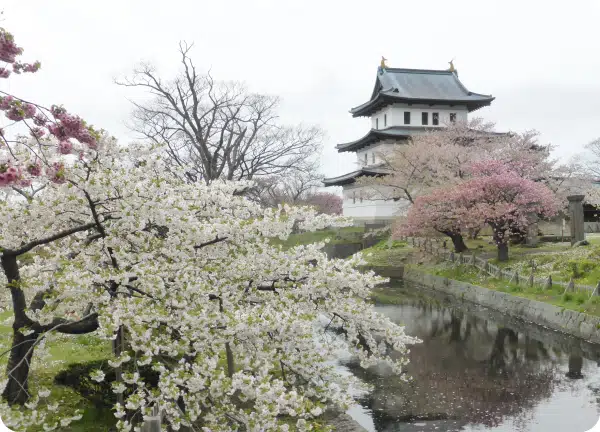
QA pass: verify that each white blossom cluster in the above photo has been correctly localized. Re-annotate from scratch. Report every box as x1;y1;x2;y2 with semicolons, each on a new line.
0;140;419;431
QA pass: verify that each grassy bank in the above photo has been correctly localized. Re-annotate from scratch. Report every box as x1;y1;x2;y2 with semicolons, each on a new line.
416;262;600;317
0;312;114;431
360;239;413;267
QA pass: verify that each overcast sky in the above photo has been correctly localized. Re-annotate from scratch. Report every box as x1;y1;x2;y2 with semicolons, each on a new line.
4;0;600;183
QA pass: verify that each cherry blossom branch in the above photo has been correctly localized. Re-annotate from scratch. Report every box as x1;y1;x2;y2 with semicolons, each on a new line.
6;222;97;256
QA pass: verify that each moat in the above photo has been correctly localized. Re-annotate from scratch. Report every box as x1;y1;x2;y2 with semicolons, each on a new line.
342;280;600;432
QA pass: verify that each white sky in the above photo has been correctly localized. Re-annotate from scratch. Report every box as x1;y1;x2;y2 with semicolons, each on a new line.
4;0;600;181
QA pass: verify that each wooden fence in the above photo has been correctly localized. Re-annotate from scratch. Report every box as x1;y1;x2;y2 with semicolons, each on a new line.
398;235;600;298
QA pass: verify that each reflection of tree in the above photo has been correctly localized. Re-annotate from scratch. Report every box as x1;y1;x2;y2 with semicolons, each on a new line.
346;301;563;430
566;355;584;379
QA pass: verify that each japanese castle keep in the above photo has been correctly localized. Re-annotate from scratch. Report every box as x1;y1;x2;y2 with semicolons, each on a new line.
323;59;495;223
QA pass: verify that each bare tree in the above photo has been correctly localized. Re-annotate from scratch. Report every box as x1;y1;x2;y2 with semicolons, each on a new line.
116;42;323;184
249;168;323;208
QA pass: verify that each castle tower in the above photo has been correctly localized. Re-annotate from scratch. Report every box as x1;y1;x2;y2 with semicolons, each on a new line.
323;61;495;223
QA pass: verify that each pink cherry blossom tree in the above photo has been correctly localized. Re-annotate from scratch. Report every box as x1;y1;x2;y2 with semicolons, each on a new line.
303;192;343;215
400;160;559;260
396;187;475;252
461;160;559;261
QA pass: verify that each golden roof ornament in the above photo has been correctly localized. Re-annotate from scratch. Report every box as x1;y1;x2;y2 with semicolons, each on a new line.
448;58;456;72
380;56;388;69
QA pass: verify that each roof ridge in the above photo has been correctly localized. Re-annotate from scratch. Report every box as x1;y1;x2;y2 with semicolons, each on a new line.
381;67;454;74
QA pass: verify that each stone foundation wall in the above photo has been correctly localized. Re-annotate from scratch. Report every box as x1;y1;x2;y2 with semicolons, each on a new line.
403;269;600;344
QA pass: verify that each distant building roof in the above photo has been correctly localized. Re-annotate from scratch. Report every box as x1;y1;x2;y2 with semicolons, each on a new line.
322;166;390;187
336;126;507;153
350;68;494;117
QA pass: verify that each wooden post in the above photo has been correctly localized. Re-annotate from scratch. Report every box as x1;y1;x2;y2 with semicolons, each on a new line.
590;281;600;299
564;278;575;294
450;251;455;262
544;275;552;291
567;195;586;245
510;271;519;285
496;266;502;280
142;405;162;432
528;272;534;288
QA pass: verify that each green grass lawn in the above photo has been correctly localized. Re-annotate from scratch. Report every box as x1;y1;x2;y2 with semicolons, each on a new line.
271;226;366;249
359;239;413;267
0;311;114;431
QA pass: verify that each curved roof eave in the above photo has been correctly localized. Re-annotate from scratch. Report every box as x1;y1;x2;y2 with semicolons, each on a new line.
336;128;412;153
350;94;495;117
322;167;389;187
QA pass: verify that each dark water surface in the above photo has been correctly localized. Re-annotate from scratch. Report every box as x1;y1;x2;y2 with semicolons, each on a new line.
342;280;600;432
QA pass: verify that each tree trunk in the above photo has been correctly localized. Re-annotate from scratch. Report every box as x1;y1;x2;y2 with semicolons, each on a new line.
1;253;37;405
446;232;468;253
2;331;38;404
497;242;509;262
492;226;510;262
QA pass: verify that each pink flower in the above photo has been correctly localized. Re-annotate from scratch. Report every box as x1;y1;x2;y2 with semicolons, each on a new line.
58;140;73;155
33;114;47;126
30;127;45;139
0;68;10;79
0;163;22;186
5;107;24;121
27;161;42;177
0;95;14;110
22;103;36;118
0;30;23;63
47;162;66;184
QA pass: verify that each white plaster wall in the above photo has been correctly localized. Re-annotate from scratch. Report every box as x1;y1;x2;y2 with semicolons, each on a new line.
370;106;392;129
355;140;399;167
371;104;468;129
341;185;409;220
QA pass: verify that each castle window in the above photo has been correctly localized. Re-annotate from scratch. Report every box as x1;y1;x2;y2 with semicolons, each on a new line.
364;153;368;165
376;118;379;129
422;112;429;125
404;111;411;125
450;113;457;123
384;114;387;127
432;112;439;125
372;152;375;164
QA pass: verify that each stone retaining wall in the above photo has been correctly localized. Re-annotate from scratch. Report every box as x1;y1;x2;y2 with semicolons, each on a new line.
403;269;600;345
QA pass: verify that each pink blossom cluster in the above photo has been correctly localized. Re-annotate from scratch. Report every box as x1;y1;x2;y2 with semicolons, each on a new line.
0;26;98;189
0;96;37;121
49;105;98;148
0;29;23;63
30;127;45;139
46;162;66;184
0;162;22;186
12;61;41;74
0;29;39;79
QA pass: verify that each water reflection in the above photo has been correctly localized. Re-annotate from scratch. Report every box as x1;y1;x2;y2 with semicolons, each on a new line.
342;281;600;432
